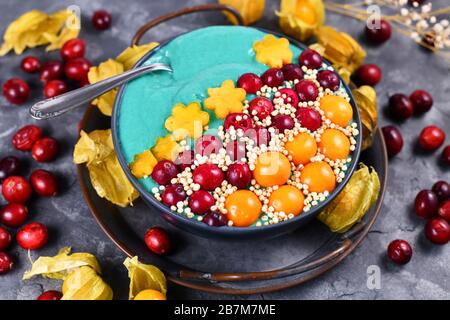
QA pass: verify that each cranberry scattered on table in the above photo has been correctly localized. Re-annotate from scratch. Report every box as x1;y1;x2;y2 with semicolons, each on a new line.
418;125;445;151
365;19;392;44
60;38;86;61
0;203;28;228
425;217;450;245
43;80;68;98
20;56;41;74
31;137;59;162
37;290;63;300
39;60;64;83
16;222;49;250
0;252;13;274
2;78;30;104
415;189;439;219
388;93;413;120
354;63;382;86
387;239;412;265
0;226;12;251
381;126;403;157
92;10;112;30
12;125;43;151
30;169;58;197
2;176;32;203
410;90;433;114
0;156;21;181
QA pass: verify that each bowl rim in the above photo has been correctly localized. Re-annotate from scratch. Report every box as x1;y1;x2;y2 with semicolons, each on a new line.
111;25;362;235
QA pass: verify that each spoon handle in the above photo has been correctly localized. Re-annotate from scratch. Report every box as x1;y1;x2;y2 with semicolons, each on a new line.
29;63;172;120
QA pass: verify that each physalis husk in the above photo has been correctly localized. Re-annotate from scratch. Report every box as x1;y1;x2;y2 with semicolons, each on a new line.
87;42;159;116
204;80;246;119
276;0;325;42
124;256;167;300
73;130;139;207
62;266;113;300
0;9;79;56
116;42;159;71
88;59;125;116
165;101;210;140
218;0;266;25
130;150;158;179
253;35;293;68
318;163;380;233
23;247;101;280
353;86;378;151
310;26;366;83
151;134;181;162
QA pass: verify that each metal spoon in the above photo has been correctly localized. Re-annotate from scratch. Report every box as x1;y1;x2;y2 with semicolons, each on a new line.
29;63;172;120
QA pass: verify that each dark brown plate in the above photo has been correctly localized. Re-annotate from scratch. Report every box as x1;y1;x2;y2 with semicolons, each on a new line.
77;104;388;295
76;4;388;294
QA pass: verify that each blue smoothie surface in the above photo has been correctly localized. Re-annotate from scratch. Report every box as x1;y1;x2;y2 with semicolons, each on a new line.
117;26;351;193
117;26;306;191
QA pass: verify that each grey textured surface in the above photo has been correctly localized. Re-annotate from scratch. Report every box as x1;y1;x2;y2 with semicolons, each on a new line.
0;0;449;300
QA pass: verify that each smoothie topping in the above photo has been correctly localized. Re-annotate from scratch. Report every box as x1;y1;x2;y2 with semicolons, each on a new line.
253;35;293;68
204;80;246;119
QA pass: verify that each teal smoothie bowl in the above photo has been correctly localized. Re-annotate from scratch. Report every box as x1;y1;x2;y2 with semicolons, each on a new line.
112;26;362;240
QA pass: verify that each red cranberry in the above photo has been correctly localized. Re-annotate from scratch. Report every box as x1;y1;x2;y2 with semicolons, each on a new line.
442;146;450;166
237;73;263;94
272;114;295;132
30;169;58;197
262;68;284;87
245;126;271;146
425;217;450;245
32;137;59;162
0;203;28;227
2;176;32;203
415;189;439;219
12;125;42;151
277;88;299;107
226;162;252;189
381;126;404;157
317;70;340;91
144;227;170;255
21;56;41;73
39;61;63;83
387;239;412;265
189;190;215;215
0;156;21;182
366;19;392;44
151;160;179;185
226;140;247;162
418;125;445;151
193;164;224;191
92;10;112;30
438;201;450;222
162;184;187;207
354;64;382;86
296;107;322;131
281;64;303;81
388;94;413;120
44;80;68;98
249;97;274;120
299;49;323;69
0;227;12;251
64;57;92;82
17;222;48;250
0;252;13;274
432;181;450;203
223;113;253;131
194;135;223;157
294;80;319;102
203;211;227;227
410;90;433;114
174;150;194;171
61;38;86;61
2;78;30;104
37;291;62;300
409;0;425;5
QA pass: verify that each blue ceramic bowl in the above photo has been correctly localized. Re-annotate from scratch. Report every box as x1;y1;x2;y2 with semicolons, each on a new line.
112;26;362;240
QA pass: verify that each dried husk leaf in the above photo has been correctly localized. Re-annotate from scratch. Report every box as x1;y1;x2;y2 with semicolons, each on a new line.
23;247;101;280
311;26;366;80
219;0;266;26
62;266;113;300
73;129;139;207
277;0;325;42
124;257;167;300
116;42;159;71
352;86;378;150
0;9;79;56
88;59;124;116
318;163;380;233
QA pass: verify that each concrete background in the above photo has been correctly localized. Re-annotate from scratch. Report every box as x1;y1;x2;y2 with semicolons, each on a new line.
0;0;449;300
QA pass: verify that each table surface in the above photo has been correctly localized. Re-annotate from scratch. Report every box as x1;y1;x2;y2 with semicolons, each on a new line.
1;0;449;300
